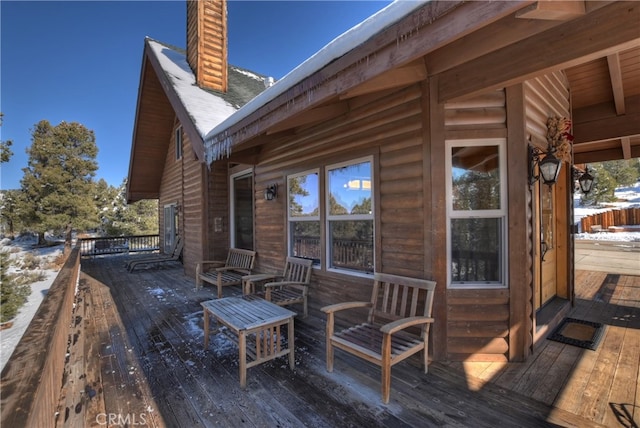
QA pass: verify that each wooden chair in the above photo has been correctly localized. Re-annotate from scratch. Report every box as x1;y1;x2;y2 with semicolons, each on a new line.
244;257;313;318
127;236;183;272
195;248;257;298
321;272;436;403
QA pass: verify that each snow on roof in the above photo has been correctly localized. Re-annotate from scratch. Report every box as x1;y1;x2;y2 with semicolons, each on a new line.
147;39;239;139
203;0;428;161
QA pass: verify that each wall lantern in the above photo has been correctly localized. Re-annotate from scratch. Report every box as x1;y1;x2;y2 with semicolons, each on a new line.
577;166;594;194
264;184;277;201
529;144;562;186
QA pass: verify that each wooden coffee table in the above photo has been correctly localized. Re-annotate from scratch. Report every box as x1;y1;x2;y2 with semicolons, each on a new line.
201;296;296;387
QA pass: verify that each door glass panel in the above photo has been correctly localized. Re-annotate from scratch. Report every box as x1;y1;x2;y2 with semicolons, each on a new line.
233;175;253;250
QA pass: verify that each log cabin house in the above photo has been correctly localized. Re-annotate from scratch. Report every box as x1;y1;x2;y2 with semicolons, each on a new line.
127;0;640;363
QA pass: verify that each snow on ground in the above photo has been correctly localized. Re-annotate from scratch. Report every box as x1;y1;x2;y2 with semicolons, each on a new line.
0;235;64;372
574;181;640;241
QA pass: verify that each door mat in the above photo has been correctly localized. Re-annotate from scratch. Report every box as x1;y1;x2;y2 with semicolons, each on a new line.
547;318;605;350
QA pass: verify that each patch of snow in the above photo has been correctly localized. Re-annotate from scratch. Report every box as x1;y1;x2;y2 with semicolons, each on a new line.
0;240;64;372
148;39;238;139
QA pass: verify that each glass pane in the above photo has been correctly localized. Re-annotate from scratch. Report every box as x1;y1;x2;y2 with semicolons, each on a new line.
451;145;501;211
289;172;319;218
289;221;321;264
541;185;554;249
450;218;502;283
328;161;372;215
329;220;373;273
234;175;253;250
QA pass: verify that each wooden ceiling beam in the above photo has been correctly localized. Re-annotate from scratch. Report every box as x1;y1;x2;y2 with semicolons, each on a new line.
438;1;640;103
606;53;626;115
515;1;585;21
340;61;427;99
621;136;632;159
573;94;640;143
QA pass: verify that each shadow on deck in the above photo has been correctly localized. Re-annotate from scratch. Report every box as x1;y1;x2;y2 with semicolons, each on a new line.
60;255;609;427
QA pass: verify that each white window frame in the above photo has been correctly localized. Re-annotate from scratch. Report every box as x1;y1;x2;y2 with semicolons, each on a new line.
445;138;508;289
325;156;374;277
287;169;320;265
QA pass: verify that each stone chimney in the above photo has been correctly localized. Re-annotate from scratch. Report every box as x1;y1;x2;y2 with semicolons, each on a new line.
186;0;228;92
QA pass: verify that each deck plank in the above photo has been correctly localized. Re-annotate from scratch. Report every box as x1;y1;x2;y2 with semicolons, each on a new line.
67;256;631;427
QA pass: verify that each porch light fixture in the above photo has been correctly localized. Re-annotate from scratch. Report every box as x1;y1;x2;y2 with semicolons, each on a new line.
529;144;562;186
578;166;594;194
264;184;277;201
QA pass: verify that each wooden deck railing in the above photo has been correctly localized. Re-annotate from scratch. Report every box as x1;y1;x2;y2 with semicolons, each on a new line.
292;236;373;272
580;207;640;232
0;246;80;427
79;234;159;256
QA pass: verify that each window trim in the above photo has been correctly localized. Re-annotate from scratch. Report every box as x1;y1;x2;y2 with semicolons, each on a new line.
446;138;508;289
287;169;320;265
325;156;375;277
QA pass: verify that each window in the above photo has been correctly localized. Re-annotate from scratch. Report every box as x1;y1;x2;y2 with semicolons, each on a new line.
446;139;507;288
288;170;320;264
326;158;374;274
175;126;183;160
286;157;375;276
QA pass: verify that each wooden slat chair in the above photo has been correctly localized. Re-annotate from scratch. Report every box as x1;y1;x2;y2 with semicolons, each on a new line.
127;236;183;272
195;249;257;298
321;272;436;403
254;257;313;318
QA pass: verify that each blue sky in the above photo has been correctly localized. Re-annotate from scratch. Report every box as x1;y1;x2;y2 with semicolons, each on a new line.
0;0;392;190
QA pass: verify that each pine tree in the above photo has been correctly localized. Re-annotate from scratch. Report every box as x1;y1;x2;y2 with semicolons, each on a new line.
20;120;99;243
0;113;13;164
0;251;31;323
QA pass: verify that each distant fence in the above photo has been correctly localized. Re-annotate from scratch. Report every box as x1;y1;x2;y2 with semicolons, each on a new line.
79;234;159;257
580;207;640;233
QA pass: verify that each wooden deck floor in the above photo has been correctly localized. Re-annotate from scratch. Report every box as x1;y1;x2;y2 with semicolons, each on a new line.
57;255;628;427
442;269;640;427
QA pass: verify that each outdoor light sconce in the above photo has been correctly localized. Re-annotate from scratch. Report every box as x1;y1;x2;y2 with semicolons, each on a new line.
576;166;594;194
529;144;562;186
264;184;277;201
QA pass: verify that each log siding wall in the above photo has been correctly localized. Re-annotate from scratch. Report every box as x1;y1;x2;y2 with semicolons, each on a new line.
443;90;512;361
159;121;207;276
253;84;427;312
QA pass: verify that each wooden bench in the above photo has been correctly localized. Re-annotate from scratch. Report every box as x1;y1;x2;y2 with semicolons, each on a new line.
243;257;313;318
196;249;256;298
321;272;436;403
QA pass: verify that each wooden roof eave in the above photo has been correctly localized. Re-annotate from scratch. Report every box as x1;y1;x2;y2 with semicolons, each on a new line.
144;39;207;162
206;0;530;155
126;42;152;203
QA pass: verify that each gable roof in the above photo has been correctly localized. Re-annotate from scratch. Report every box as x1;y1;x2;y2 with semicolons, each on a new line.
127;38;269;202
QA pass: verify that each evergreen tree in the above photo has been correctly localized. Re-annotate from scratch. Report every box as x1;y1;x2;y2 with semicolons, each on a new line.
0;113;13;164
0;251;31;323
20;120;99;243
0;190;27;237
97;178;158;236
580;160;639;205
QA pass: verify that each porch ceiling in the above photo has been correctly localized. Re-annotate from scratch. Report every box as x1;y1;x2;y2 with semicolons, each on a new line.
222;1;639;166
